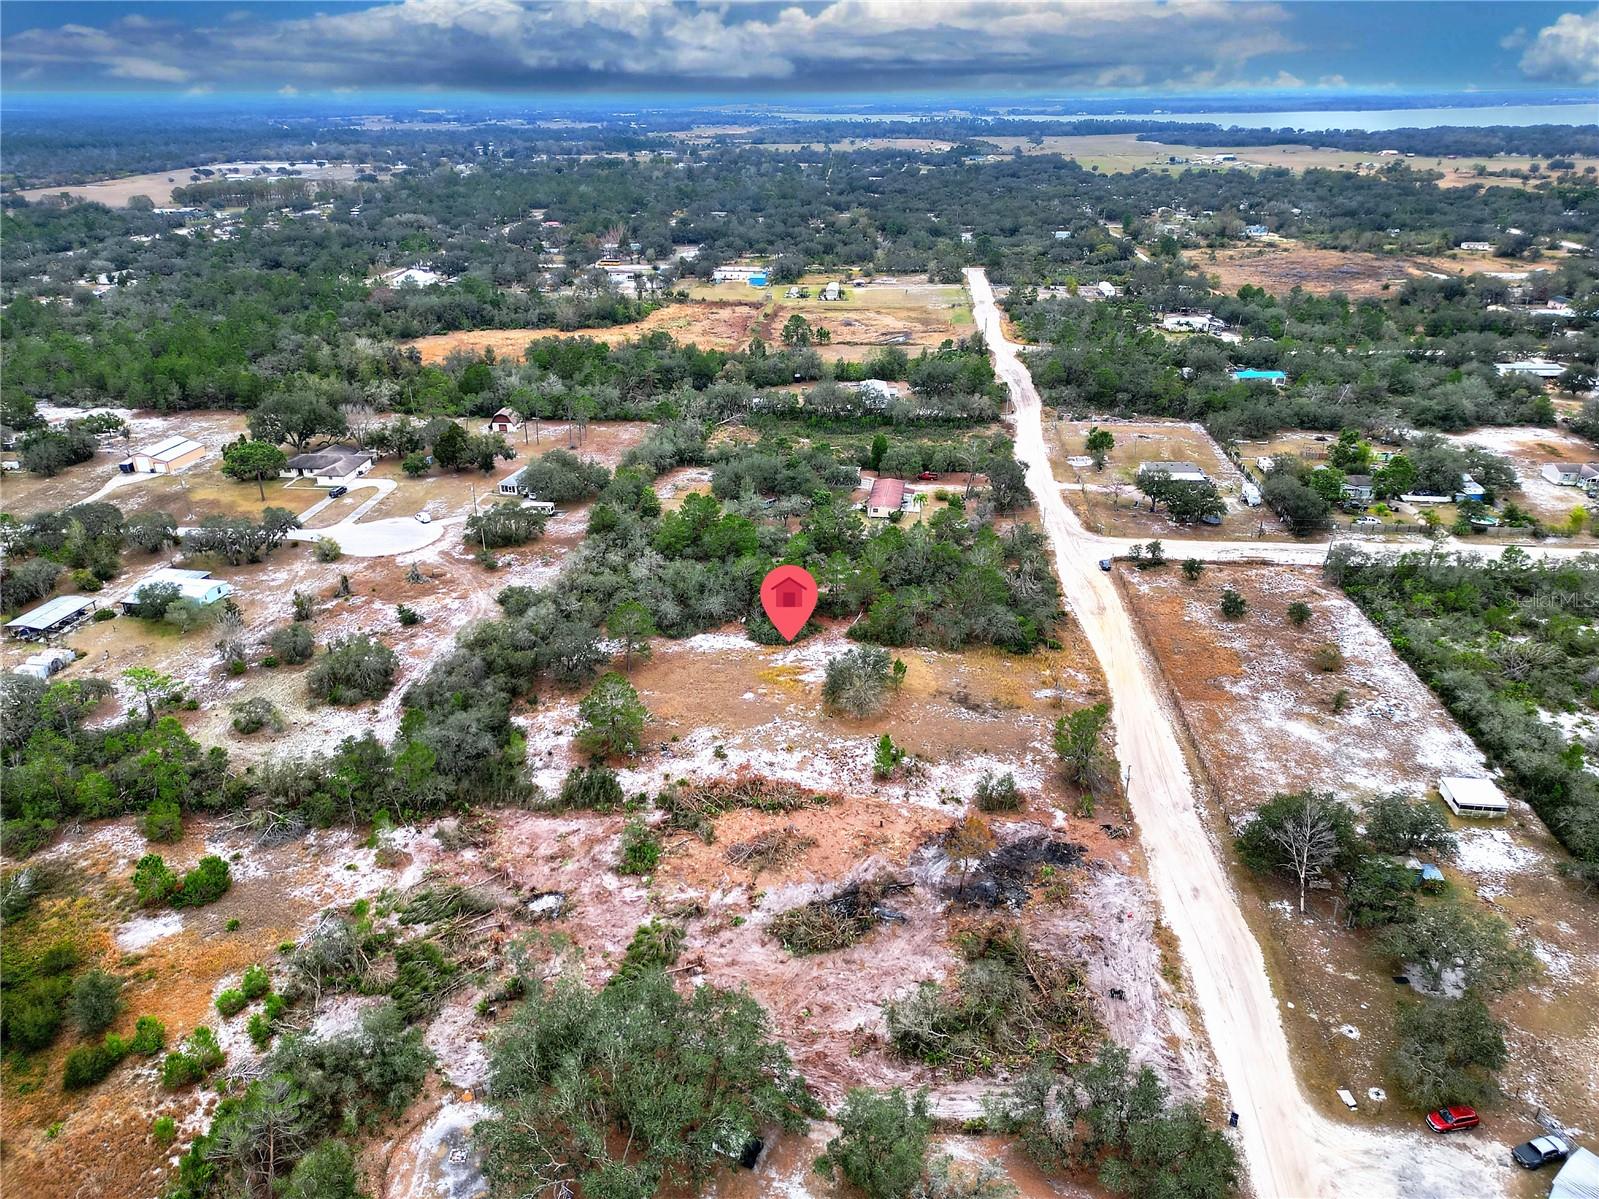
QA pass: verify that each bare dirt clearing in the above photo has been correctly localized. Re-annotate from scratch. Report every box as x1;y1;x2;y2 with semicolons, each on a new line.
402;301;764;362
11;160;371;208
1444;425;1597;525
1043;416;1289;540
1119;562;1599;1149
1193;242;1565;299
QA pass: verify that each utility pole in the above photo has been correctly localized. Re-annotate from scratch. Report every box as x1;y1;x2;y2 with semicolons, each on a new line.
470;481;487;553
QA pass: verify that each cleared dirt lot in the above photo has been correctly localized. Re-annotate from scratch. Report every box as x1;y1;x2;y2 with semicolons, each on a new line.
1445;425;1597;526
4;596;1212;1199
1118;562;1599;1161
1192;241;1566;299
402;301;764;362
11;160;370;208
1043;416;1289;540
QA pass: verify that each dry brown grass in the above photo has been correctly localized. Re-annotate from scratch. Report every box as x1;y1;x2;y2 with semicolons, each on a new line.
401;301;765;363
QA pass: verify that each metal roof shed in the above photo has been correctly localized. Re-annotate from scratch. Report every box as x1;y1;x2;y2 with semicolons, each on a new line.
1439;776;1509;817
5;594;96;636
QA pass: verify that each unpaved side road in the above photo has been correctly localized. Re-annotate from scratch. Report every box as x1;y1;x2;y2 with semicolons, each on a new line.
967;268;1503;1199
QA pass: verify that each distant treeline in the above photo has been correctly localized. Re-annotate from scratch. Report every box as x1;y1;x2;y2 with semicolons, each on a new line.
737;117;1599;159
1135;124;1599;159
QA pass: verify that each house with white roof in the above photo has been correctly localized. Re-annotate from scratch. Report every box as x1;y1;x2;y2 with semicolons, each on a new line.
122;568;232;612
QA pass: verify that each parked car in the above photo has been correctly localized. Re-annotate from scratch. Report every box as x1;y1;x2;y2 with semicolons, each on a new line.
1200;513;1222;526
1511;1134;1572;1169
415;511;431;524
917;471;938;480
328;485;349;498
1427;1106;1479;1133
1353;516;1382;529
1098;559;1113;572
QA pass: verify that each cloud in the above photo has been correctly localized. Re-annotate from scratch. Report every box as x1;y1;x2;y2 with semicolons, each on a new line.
278;84;299;96
1519;9;1599;84
1;0;1304;93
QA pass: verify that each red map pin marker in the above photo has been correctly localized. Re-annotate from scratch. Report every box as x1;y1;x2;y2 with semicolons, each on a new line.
760;565;818;642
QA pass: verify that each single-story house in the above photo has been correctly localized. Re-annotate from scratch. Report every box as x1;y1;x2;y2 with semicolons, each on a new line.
1052;229;1072;240
281;446;374;487
1231;368;1287;386
6;594;97;638
1400;493;1451;505
381;266;448;288
712;265;764;283
1341;475;1375;502
1242;224;1269;238
498;464;532;497
1542;463;1584;486
121;435;206;475
1541;462;1599;488
866;476;907;519
1160;312;1220;334
1138;461;1209;484
485;407;522;435
1094;281;1118;299
1439;776;1509;818
1455;474;1486;501
846;379;898;410
1494;359;1564;379
123;568;232;611
1458;240;1493;252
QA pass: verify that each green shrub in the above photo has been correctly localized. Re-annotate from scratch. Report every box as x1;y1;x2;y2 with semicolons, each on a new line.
554;764;624;812
270;621;315;665
230;696;285;735
70;970;124;1034
172;856;231;908
152;1115;177;1144
476;969;814;1197
130;1016;167;1055
823;647;903;718
63;1034;130;1090
818;1087;931;1199
93;608;116;623
132;854;178;906
307;634;397;705
161;1026;224;1089
973;771;1022;813
143;799;184;843
396;604;422;627
215;989;247;1018
618;819;661;875
1;974;73;1053
247;1012;274;1050
616;919;685;979
575;672;648;758
314;537;343;562
239;964;271;1000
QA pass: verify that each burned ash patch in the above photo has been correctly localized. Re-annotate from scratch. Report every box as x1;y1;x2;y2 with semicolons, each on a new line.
914;824;1085;909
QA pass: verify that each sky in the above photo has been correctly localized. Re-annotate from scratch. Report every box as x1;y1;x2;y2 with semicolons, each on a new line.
1;0;1596;100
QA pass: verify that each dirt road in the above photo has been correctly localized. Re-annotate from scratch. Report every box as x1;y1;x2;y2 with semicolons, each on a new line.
967;268;1504;1199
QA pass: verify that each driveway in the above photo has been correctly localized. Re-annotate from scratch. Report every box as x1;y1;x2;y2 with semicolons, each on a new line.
968;267;1504;1199
283;477;452;557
